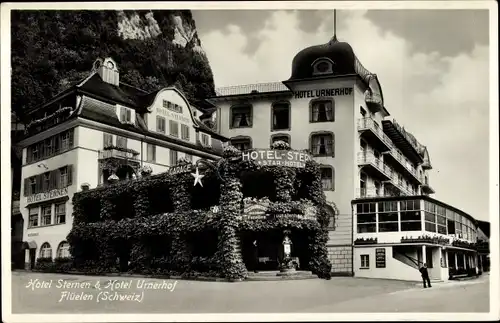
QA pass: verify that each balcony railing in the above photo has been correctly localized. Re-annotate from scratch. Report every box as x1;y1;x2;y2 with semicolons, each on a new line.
99;148;139;161
215;82;289;96
384;148;421;183
357;117;394;149
357;188;386;198
357;152;392;179
384;171;413;196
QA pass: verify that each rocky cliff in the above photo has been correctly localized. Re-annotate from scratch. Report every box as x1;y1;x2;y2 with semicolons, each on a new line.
11;10;215;119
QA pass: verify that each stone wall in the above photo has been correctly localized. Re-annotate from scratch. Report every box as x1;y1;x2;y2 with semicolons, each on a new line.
328;245;353;275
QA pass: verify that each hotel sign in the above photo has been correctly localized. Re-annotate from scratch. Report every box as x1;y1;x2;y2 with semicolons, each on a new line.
26;187;69;204
157;107;190;124
242;149;312;168
293;87;353;99
167;164;193;175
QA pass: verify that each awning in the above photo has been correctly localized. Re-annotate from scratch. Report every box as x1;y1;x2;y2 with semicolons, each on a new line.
23;241;37;249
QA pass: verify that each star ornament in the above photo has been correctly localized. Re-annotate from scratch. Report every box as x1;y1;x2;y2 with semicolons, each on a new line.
191;167;205;187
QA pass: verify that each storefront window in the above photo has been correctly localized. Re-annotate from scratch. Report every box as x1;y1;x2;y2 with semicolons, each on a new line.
356;202;376;233
401;199;422;231
378;201;398;232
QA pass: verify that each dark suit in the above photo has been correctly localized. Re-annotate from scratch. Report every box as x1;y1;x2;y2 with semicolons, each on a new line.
419;266;432;288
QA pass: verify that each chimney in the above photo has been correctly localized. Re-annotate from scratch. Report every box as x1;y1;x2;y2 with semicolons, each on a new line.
93;57;120;87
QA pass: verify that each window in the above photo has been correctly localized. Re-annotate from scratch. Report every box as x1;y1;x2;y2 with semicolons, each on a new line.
28;207;39;228
59;167;68;188
326;205;336;230
119;106;132;123
55;203;66;224
103;133;113;148
231;137;252;151
170;150;178;166
43;173;50;192
163;100;182;113
181;124;190;140
401;200;422;231
39;242;52;259
272;102;290;130
310;133;334;156
26;129;74;163
360;255;370;269
41;205;52;226
271;134;290;146
201;134;210;146
310;99;334;122
116;136;127;149
156;116;166;133
312;58;334;75
147;144;156;162
57;241;70;258
356;203;376;233
231;105;253;128
378;201;398;232
169;120;179;137
320;166;334;190
423;201;437;233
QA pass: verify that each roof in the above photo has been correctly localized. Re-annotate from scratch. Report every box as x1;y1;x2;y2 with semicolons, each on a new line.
476;220;490;238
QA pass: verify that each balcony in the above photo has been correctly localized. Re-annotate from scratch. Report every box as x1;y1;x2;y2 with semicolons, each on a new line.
356;188;389;199
420;176;435;195
357;118;393;152
383;171;413;196
99;147;139;161
381;120;423;164
357;152;392;181
383;148;422;184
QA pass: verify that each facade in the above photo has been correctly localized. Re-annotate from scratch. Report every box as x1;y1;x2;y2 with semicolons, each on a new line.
353;196;479;281
207;35;479;279
17;57;228;269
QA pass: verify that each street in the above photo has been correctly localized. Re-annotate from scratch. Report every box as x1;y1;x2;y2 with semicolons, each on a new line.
9;271;490;313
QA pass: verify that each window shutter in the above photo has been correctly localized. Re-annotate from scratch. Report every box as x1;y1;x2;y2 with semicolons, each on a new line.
24;178;29;196
54;135;60;153
55;169;61;189
69;129;74;148
37;174;43;194
67;165;73;185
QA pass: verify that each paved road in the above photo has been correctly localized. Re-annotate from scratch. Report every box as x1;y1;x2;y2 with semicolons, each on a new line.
9;271;489;314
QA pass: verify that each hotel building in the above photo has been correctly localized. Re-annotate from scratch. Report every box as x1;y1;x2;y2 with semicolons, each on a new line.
16;57;228;269
207;35;480;280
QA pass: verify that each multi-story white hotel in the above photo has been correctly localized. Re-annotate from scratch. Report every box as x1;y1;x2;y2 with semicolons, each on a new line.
17;57;228;269
207;35;480;280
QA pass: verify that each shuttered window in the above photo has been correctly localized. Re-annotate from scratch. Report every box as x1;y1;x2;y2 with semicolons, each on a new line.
23;165;74;196
26;129;75;163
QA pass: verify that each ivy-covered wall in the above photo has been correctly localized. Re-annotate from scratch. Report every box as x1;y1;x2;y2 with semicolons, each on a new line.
65;142;332;280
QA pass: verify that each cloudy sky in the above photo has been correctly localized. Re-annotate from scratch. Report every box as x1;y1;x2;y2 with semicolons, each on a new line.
192;9;491;221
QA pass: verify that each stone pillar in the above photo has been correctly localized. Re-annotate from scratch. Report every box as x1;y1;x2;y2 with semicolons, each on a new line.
454;252;458;269
422;245;427;266
463;253;467;269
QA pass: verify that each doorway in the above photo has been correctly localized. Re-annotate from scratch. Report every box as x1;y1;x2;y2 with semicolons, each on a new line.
240;230;282;271
29;249;36;269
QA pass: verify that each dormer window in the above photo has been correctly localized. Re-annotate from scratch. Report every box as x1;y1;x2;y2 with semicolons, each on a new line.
118;105;134;124
312;58;334;76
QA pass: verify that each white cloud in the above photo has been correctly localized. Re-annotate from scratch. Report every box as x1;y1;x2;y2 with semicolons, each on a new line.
200;10;490;220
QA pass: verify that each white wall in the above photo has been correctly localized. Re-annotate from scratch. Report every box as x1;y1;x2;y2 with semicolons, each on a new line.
354;246;422;281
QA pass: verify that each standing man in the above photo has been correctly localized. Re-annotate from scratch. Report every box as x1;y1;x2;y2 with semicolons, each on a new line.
253;239;259;273
419;263;432;288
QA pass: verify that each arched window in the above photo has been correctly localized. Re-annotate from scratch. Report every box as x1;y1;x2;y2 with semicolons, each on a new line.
310;132;334;157
319;166;335;191
270;133;291;147
39;242;52;259
271;101;291;131
311;57;335;76
56;241;70;258
325;204;336;230
310;98;335;122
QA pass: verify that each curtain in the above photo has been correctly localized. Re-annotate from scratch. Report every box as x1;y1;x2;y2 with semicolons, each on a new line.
325;102;334;121
233;114;242;127
313;136;321;155
312;105;319;122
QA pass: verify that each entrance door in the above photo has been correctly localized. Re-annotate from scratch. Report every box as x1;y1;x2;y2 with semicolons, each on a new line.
240;231;281;271
29;249;36;269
